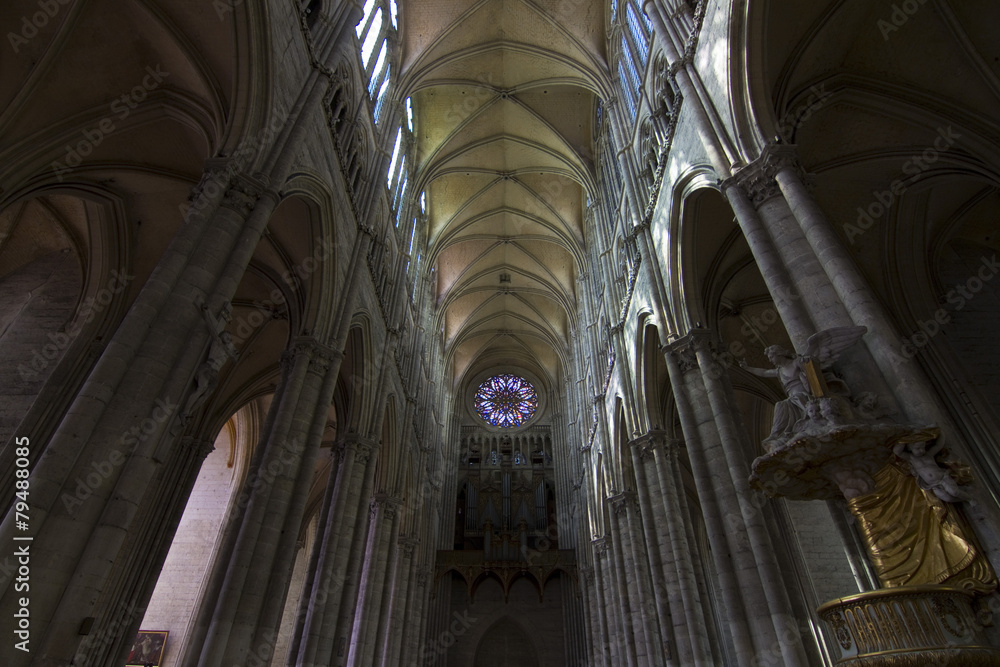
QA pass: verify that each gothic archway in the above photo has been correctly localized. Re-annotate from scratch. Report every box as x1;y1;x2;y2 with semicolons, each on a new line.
472;616;540;667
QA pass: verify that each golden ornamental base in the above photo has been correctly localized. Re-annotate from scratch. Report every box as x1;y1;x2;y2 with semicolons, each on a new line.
817;585;1000;666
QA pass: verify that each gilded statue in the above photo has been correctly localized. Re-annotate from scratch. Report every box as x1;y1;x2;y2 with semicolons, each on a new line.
849;461;994;593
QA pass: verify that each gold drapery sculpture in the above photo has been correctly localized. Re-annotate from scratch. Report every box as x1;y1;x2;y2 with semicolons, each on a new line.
848;462;996;593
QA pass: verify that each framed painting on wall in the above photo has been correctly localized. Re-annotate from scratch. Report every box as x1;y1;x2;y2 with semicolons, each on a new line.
125;630;168;666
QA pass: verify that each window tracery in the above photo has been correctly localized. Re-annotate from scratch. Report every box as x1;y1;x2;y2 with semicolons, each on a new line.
474;374;538;428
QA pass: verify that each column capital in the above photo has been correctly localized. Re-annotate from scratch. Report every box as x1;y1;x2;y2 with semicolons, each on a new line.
592;536;611;556
628;430;682;459
720;143;801;209
338;432;378;463
399;536;419;556
627;434;656;461
181;436;216;462
663;338;699;372
220;172;266;217
370;494;402;519
281;337;343;374
607;491;636;518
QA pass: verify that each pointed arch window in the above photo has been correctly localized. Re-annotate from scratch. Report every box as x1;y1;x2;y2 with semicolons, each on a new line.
356;1;397;124
612;0;651;122
359;8;383;66
384;97;415;223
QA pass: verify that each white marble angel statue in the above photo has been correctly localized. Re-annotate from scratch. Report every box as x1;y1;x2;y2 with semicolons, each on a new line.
740;326;866;445
893;437;971;502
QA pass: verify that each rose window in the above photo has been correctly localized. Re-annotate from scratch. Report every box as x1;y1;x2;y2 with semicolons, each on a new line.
474;374;538;428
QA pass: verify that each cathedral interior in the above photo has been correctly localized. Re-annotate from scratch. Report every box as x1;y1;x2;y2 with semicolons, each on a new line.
2;0;1000;665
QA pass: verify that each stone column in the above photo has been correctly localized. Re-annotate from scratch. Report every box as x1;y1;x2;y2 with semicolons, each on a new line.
607;523;642;667
629;438;683;666
349;494;401;665
663;343;758;662
578;567;602;667
647;435;714;665
197;337;340;666
610;492;664;666
721;180;816;346
255;345;341;647
594;538;620;666
89;435;216;667
0;167;272;667
633;224;677;337
735;166;852;335
181;340;295;663
294;434;377;665
692;333;809;666
286;446;343;661
406;568;431;661
641;0;734;173
380;536;417;665
771;152;954;424
331;439;380;665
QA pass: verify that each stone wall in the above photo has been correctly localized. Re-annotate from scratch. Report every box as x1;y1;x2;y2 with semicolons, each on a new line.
0;252;81;447
442;572;566;667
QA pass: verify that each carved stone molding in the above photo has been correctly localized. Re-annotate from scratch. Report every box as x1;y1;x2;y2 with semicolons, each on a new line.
818;586;1000;666
354;440;376;465
627;434;658;462
182;436;216;461
671;343;698;373
655;437;685;463
608;491;635;518
188;159;233;204
370;494;402;520
220;173;265;217
722;143;801;209
339;432;377;465
592;536;610;556
399;536;419;557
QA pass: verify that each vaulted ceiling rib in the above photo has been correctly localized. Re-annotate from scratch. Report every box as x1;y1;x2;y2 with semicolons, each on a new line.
402;0;607;390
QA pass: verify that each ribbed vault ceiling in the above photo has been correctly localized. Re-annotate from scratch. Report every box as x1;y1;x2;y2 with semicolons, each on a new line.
400;0;608;390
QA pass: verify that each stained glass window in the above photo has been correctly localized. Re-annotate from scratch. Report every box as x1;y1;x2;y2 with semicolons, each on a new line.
474;374;538;428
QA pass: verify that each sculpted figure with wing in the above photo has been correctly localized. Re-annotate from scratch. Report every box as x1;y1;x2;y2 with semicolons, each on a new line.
741;326;866;447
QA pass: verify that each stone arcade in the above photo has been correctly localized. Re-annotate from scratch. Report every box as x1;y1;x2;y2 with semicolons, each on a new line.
2;0;1000;665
